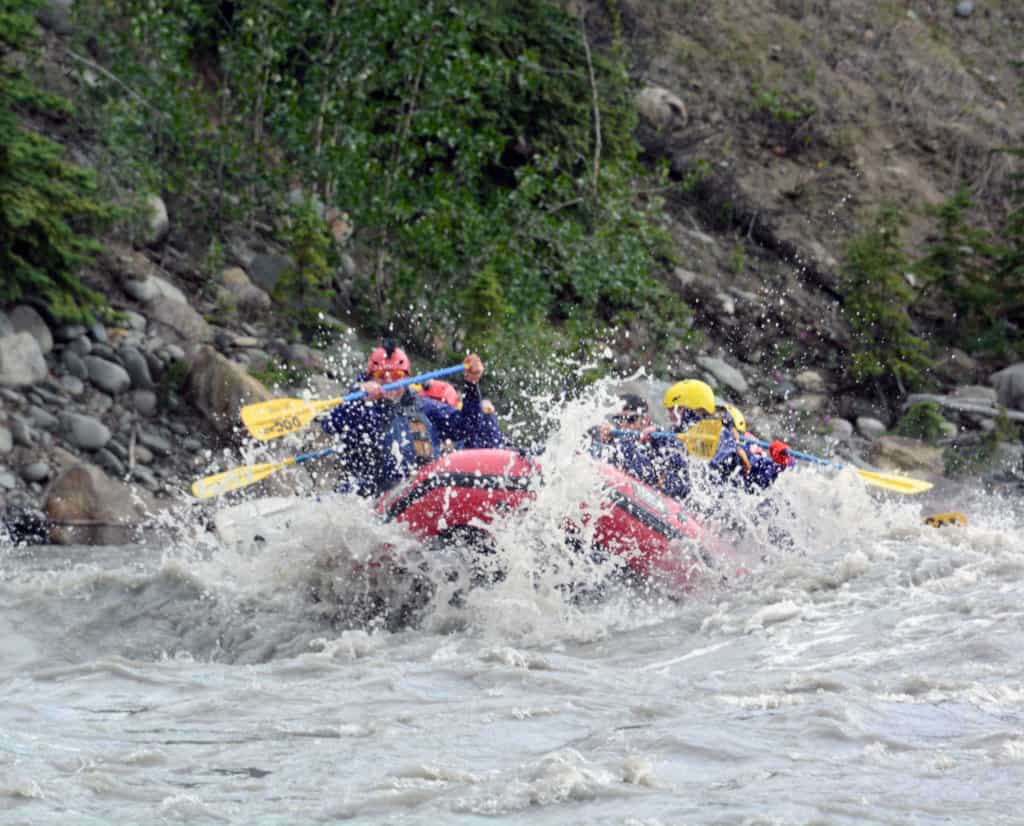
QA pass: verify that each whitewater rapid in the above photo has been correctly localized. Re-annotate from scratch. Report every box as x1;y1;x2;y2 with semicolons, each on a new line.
2;389;1023;824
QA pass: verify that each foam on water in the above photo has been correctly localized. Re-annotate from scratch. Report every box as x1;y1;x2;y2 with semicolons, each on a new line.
4;374;1024;824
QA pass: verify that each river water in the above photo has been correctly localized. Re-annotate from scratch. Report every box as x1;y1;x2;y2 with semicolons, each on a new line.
3;415;1023;825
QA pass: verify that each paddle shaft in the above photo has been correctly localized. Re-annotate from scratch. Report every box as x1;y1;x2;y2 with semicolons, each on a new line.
242;363;469;441
610;429;698;441
604;430;932;494
292;447;338;466
743;436;932;493
742;437;836;467
338;364;466;406
611;431;825;464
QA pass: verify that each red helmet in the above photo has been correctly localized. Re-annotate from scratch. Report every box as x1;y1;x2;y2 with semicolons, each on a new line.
420;379;460;408
367;345;411;379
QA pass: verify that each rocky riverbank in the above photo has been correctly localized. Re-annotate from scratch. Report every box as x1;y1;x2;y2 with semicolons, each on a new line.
2;2;1021;544
0;213;368;544
2;209;1022;546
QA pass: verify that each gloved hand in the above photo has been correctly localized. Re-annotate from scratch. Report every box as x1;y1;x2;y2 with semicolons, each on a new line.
769;440;795;467
463;353;484;384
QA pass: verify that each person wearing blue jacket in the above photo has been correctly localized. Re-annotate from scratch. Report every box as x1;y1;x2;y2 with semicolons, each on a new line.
594;381;793;501
319;344;504;497
661;380;793;494
591;395;691;498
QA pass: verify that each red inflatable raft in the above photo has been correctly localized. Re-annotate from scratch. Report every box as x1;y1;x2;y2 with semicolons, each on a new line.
374;448;743;596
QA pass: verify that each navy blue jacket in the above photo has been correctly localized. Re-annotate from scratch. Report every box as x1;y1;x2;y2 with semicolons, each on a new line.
592;431;691;499
593;417;784;502
705;426;785;492
320;381;504;497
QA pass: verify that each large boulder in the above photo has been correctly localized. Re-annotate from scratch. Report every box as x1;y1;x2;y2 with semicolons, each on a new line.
869;436;945;476
145;194;170;246
794;369;826;394
933;347;978;384
147;296;213;353
83;355;131;395
185;346;273;434
8;305;54;355
218;266;272;319
636;85;688;132
61;413;112;451
991;363;1024;412
248;253;294;294
855;416;887;440
0;332;48;387
45;462;157;545
697;355;749;396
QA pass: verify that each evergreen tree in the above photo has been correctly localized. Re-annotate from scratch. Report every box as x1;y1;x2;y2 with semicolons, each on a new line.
0;0;114;322
841;206;930;392
914;186;1019;356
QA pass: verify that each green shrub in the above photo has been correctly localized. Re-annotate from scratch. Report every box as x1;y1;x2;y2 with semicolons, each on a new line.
751;85;816;125
944;439;995;477
249;359;311;390
0;0;115;322
840;206;930;392
894;401;946;444
749;84;817;152
272;200;338;336
913;187;1011;355
943;409;1021;476
157;358;190;407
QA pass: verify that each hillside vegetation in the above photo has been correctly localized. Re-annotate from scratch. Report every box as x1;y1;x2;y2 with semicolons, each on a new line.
620;0;1023;383
3;0;1023;399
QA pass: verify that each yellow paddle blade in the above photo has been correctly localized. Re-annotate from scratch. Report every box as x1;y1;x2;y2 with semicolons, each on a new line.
924;511;968;528
241;397;342;441
855;468;933;495
191;457;296;500
676;419;723;461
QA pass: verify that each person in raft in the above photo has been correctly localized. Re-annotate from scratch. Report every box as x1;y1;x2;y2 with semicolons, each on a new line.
592;393;691;498
319;342;505;497
594;381;793;500
661;379;793;492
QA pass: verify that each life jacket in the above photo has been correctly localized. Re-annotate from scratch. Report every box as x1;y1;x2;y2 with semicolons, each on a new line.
387;400;439;469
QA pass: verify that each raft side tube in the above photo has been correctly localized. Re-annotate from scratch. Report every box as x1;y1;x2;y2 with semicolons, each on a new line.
375;449;539;538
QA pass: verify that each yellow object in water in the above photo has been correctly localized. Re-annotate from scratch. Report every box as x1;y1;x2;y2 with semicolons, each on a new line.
923;512;968;528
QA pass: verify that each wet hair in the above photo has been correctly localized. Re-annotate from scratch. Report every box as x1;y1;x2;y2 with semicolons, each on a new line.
619;393;648;414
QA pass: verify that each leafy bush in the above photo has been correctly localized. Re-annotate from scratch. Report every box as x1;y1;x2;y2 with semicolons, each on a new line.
248;358;312;391
894;401;946;444
0;0;115;322
749;84;818;153
157;358;189;407
839;206;930;392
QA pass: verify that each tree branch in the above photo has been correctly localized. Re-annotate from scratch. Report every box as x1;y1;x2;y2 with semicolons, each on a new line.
579;15;602;203
66;50;165;121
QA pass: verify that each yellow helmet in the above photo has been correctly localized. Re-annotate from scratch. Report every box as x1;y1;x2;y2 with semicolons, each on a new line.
662;380;716;414
722;403;746;433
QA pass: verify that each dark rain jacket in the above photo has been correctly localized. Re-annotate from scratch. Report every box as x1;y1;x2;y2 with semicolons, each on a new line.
594;413;785;502
705;425;785;492
592;431;691;499
320;381;504;497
